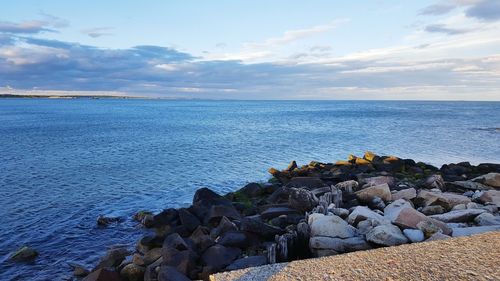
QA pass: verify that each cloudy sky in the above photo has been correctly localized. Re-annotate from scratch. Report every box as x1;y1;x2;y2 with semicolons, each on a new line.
1;0;500;100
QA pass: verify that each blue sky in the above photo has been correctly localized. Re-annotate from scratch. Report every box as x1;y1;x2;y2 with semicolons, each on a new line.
1;0;500;100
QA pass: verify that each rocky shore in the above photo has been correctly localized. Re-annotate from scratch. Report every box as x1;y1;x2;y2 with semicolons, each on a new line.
14;152;500;280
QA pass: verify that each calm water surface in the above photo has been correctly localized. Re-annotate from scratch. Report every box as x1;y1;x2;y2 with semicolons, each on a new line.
0;99;499;280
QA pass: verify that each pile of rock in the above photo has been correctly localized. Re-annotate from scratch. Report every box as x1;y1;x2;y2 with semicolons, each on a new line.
79;152;500;281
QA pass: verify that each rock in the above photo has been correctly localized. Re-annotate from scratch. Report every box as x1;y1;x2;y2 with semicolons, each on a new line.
425;233;451;241
364;151;378;162
451;225;500;237
309;214;356;239
309;236;371;254
286;160;298;172
387;206;451;235
210;216;238;239
416;220;444;238
240;216;284;239
152;208;179;228
97;215;122;226
384;199;414;221
207;205;241;225
132;253;144;266
285;177;327;190
478;190;500;207
216;231;248;248
143;247;162;265
421;205;445;215
474;213;500;226
451;204;467;211
446;181;491;192
178;208;201;232
94;247;130;269
193;187;222;204
391;188;417;201
144;257;162;281
472;173;500;188
189;226;215;252
82;268;121;281
416;190;471;210
161;233;198;276
361;176;395;189
288;188;318;212
225;256;267;271
120;263;145;281
423;175;445;190
368;196;386;210
403;229;424;243
366;224;408;246
347;206;389;226
9;246;38;262
356;219;375;235
136;235;163;254
237;182;264;197
261;206;299;220
70;263;90;277
355;183;391;203
430;209;486;223
331;208;349;218
335;180;359;193
201;245;241;271
157;266;190;281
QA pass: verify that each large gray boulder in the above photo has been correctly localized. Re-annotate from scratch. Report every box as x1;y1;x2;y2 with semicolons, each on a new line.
309;236;371;255
309;214;357;239
416;190;471;210
474;213;500;226
347;206;390;226
366;224;408;246
472;173;500;188
451;225;500;237
391;188;417;201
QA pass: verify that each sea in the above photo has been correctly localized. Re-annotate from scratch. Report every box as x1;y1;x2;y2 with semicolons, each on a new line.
0;99;499;280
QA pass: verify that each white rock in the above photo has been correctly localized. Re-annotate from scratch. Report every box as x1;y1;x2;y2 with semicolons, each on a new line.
310;215;356;239
403;229;424;243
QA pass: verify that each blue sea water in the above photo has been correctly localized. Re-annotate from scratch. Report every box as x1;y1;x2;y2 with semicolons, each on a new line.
0;99;499;280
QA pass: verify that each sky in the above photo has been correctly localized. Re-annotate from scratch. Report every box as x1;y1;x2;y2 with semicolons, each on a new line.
1;0;500;100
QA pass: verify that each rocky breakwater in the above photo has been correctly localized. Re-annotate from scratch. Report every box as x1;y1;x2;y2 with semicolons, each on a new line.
79;152;500;281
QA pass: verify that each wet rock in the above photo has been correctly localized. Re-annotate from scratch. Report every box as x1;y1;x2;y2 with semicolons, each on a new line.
416;190;471;210
366;224;408;246
225;256;267;271
82;268;121;281
423;175;445;190
288;188;318;212
240;216;284;239
201;245;241;271
261;206;299;220
474;213;500;226
70;263;90;277
210;216;238;239
207;205;241;225
310;214;357;239
178;208;201;232
189;226;215;252
94;247;130;269
391;188;417;201
97;215;122;226
355;183;391;203
9;246;38;262
144;257;162;281
132;253;145;266
478;190;500;207
193;187;222;204
421;205;445;216
152;208;179;228
285;177;327;190
143;247;162;265
120;263;145;281
237;182;264;197
216;231;248;248
472;173;500;188
161;233;198;276
430;209;486;223
403;229;424;243
157;265;190;281
133;211;153;222
451;225;500;237
347;206;389;226
309;236;371;255
136;235;163;254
